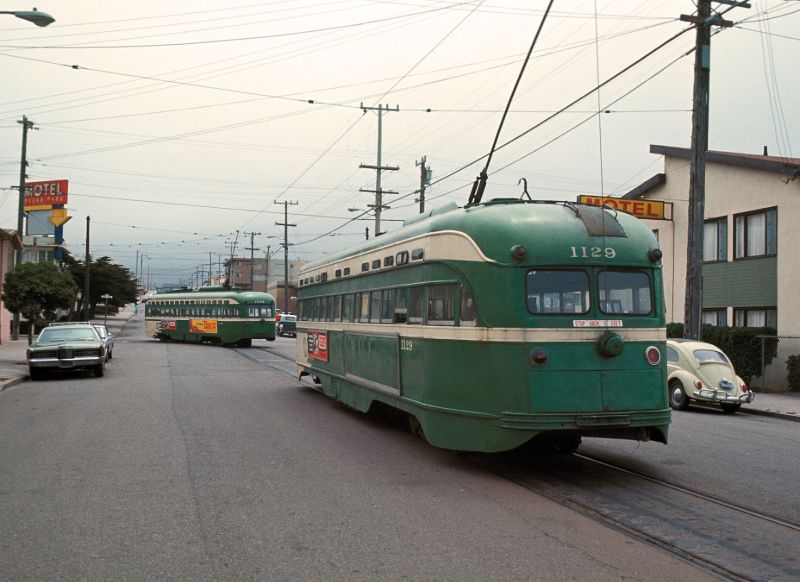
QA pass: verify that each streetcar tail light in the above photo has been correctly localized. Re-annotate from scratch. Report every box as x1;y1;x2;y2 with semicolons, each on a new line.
645;345;661;366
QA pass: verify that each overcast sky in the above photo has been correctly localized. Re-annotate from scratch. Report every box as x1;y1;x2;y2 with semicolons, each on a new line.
1;0;797;287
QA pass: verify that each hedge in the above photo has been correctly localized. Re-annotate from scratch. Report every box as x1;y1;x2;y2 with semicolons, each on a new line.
666;323;777;383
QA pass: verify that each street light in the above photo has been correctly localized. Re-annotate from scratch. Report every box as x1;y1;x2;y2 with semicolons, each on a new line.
0;8;55;27
7;7;55;341
101;293;112;326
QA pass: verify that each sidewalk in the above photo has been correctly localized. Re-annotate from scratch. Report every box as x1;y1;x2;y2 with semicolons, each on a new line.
1;321;799;423
0;304;138;391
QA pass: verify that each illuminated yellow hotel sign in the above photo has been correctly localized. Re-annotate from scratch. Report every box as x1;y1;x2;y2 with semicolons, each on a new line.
578;195;672;221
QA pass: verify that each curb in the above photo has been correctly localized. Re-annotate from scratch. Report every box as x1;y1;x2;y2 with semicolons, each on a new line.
0;374;28;391
741;408;800;423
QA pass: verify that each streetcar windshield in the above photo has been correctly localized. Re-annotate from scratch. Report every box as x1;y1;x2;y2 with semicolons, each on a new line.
598;271;652;315
526;270;590;314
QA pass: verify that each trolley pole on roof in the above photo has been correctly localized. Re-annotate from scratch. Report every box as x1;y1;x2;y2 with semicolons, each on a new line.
359;103;399;236
244;231;261;291
680;0;744;340
275;201;297;312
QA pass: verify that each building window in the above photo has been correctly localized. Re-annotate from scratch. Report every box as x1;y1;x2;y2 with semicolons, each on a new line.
734;307;777;329
703;218;727;262
702;309;727;327
735;208;777;259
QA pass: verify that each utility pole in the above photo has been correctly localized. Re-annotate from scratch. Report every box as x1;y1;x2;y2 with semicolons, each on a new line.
275;201;298;312
208;252;214;286
264;246;271;293
359;103;399;236
83;216;91;320
244;231;261;291
680;0;742;340
15;116;33;266
415;155;432;214
11;116;34;339
135;249;140;285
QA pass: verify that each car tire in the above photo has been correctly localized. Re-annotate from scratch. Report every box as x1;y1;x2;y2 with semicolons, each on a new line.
669;379;690;410
29;367;43;381
721;403;741;414
94;364;105;378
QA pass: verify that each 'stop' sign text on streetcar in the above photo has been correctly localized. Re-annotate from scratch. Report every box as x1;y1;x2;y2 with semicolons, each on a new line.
24;180;68;209
578;195;672;220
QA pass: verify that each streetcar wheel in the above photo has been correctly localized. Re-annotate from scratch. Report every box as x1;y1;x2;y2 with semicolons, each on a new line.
551;434;581;454
408;416;427;442
721;403;741;414
236;338;252;347
669;379;690;410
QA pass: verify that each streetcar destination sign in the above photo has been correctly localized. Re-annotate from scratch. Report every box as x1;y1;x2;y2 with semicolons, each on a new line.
24;179;69;210
578;195;672;220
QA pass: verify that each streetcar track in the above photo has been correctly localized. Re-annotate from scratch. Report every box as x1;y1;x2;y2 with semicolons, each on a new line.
575;452;800;533
475;455;754;582
237;343;795;581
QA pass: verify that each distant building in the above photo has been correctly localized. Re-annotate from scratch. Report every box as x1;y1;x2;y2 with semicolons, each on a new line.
224;257;307;311
624;144;800;390
0;229;23;343
21;234;59;264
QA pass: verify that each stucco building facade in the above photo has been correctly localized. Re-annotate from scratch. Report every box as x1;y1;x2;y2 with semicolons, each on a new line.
623;145;800;390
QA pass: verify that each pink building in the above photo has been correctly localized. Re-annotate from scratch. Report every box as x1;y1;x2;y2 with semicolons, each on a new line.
0;229;23;344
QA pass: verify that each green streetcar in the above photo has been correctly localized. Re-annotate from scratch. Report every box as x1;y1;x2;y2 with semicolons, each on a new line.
145;288;276;346
296;199;669;453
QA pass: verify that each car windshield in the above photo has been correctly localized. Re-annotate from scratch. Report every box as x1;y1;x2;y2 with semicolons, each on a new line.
38;328;98;343
693;349;730;365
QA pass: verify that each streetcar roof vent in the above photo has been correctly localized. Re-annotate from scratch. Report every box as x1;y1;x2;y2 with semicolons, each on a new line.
574;205;627;237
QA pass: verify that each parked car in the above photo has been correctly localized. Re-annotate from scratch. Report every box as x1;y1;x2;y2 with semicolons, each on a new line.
666;339;755;414
27;323;107;380
278;314;296;337
91;322;114;361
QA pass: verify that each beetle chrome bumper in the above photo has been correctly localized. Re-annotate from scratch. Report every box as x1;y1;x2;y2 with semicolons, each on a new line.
694;388;755;404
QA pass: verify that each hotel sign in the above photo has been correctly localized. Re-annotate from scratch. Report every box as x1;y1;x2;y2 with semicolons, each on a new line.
578;195;672;220
24;179;69;210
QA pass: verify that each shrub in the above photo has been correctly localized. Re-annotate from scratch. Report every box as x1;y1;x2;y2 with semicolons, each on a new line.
787;356;800;391
666;323;778;383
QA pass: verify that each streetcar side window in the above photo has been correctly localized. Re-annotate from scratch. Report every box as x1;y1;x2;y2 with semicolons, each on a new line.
358;293;370;323
381;289;394;323
408;286;425;324
428;284;456;325
327;296;335;321
598;271;652;315
370;290;382;322
342;294;353;322
460;286;477;326
526;270;590;314
394;288;408;323
334;295;342;322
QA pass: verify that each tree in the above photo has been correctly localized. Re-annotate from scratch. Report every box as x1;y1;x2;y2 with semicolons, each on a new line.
2;262;78;343
62;254;138;318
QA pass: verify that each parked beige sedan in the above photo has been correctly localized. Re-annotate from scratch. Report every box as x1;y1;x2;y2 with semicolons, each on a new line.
666;339;755;414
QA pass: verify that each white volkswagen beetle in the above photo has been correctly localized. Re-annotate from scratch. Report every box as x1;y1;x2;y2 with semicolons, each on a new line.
666;339;755;414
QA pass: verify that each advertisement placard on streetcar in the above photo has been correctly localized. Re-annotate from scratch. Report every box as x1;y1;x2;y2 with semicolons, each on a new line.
159;320;177;331
189;319;218;334
307;330;329;361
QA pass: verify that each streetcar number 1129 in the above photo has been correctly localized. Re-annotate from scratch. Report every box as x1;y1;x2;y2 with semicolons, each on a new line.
570;246;616;259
